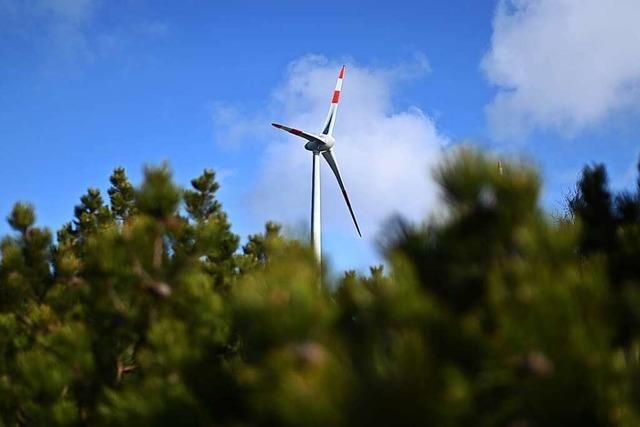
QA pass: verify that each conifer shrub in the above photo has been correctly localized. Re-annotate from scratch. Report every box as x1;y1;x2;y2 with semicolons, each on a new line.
0;150;639;426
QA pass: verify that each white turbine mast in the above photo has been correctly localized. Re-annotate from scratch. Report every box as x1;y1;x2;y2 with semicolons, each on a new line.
271;65;361;265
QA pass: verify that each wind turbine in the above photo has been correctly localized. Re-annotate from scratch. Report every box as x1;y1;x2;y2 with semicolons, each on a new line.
271;65;361;265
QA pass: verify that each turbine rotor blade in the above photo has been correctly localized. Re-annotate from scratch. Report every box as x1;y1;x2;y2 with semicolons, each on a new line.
322;149;362;237
321;65;345;136
271;123;324;144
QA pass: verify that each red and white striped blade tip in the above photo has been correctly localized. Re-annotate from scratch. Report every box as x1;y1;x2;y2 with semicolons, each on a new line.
339;65;345;78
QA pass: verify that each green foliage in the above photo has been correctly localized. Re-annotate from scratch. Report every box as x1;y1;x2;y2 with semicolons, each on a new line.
73;189;112;239
569;160;640;347
135;164;181;220
240;221;283;270
108;168;136;221
1;150;640;426
7;203;36;234
184;169;221;222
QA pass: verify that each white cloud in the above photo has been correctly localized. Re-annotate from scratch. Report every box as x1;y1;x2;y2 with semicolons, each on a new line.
215;55;447;251
482;0;640;139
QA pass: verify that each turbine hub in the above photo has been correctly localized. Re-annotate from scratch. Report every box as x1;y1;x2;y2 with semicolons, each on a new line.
304;135;335;152
322;135;336;148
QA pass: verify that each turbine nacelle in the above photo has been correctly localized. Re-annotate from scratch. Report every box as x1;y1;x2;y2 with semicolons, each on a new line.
305;134;335;152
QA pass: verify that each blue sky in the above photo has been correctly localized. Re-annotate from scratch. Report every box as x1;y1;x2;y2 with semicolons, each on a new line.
1;0;639;272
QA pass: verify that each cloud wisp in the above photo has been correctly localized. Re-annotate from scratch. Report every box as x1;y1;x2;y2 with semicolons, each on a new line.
0;0;168;73
214;55;447;248
482;0;640;139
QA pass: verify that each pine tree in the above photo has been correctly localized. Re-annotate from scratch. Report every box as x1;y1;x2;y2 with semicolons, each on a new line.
569;164;617;254
3;202;53;303
183;169;240;292
569;157;640;348
241;221;282;268
1;151;640;426
73;188;113;238
184;169;221;222
108;167;136;221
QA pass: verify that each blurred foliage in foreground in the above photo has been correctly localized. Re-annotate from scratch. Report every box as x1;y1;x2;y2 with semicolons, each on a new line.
1;149;640;426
